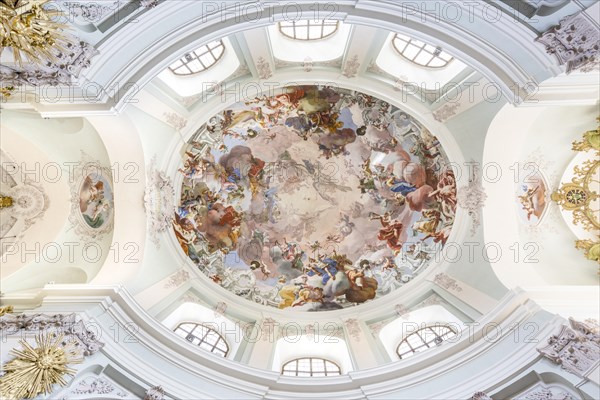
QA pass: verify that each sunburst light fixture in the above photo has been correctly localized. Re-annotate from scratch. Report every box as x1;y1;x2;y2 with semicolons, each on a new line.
0;332;83;399
0;0;72;67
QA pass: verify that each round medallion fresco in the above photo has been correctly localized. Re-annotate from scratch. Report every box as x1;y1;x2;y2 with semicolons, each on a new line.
174;86;457;311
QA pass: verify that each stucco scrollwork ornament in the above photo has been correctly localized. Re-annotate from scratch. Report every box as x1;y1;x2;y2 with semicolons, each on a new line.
63;320;104;356
369;321;386;337
303;56;313;72
394;304;410;319
0;313;105;356
471;393;492;400
181;293;202;304
144;385;165;400
419;294;444;308
1;179;46;255
537;318;600;377
457;162;487;236
71;376;129;397
0;40;98;92
164;269;190;289
0;312;77;331
433;273;463;292
432;102;460;123
5;182;45;220
535;10;600;74
140;0;160;8
520;387;574;400
63;1;122;23
214;301;227;318
163;112;187;132
569;317;600;342
145;156;175;247
256;56;273;80
305;323;316;339
578;59;600;73
344;318;361;341
342;55;360;78
260;317;278;341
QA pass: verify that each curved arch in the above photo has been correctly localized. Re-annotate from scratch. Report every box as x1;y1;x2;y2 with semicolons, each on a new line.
86;112;147;285
0;113;113;289
28;0;559;115
482;101;599;320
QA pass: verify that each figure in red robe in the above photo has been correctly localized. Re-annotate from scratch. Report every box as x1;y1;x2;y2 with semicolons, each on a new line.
370;212;404;253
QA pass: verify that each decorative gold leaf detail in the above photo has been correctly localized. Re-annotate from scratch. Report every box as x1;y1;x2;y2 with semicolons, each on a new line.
0;0;73;67
0;333;83;399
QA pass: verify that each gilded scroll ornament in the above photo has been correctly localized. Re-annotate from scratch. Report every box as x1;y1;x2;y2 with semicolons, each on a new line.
552;119;600;266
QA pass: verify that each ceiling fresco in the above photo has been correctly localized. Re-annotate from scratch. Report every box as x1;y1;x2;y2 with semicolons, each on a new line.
515;166;549;226
173;85;457;311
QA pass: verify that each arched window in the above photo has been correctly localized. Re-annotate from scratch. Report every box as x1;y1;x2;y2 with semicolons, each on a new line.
281;357;342;377
278;20;339;40
169;40;225;75
392;34;453;68
396;325;456;359
174;322;229;357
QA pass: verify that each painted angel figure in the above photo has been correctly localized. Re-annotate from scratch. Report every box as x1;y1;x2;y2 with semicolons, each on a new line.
370;212;405;253
518;185;539;220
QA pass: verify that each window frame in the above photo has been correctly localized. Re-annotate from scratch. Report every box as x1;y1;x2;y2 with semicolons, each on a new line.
278;19;340;41
395;324;456;359
391;34;454;69
281;357;342;377
168;40;225;76
174;322;229;357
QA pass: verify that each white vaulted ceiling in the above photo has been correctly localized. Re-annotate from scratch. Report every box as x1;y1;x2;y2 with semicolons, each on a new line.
1;1;599;399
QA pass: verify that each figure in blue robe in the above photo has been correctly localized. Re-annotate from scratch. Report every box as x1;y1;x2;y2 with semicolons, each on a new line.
307;257;338;286
386;178;417;196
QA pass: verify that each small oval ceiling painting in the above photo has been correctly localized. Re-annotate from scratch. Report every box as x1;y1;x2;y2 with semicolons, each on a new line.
79;172;113;230
515;163;549;226
174;86;457;311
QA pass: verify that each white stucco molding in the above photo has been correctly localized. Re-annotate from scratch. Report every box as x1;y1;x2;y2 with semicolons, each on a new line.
2;0;564;115
1;284;566;400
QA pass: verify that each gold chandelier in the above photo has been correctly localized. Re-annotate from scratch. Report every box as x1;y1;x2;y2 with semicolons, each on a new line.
552;118;600;266
0;0;72;67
